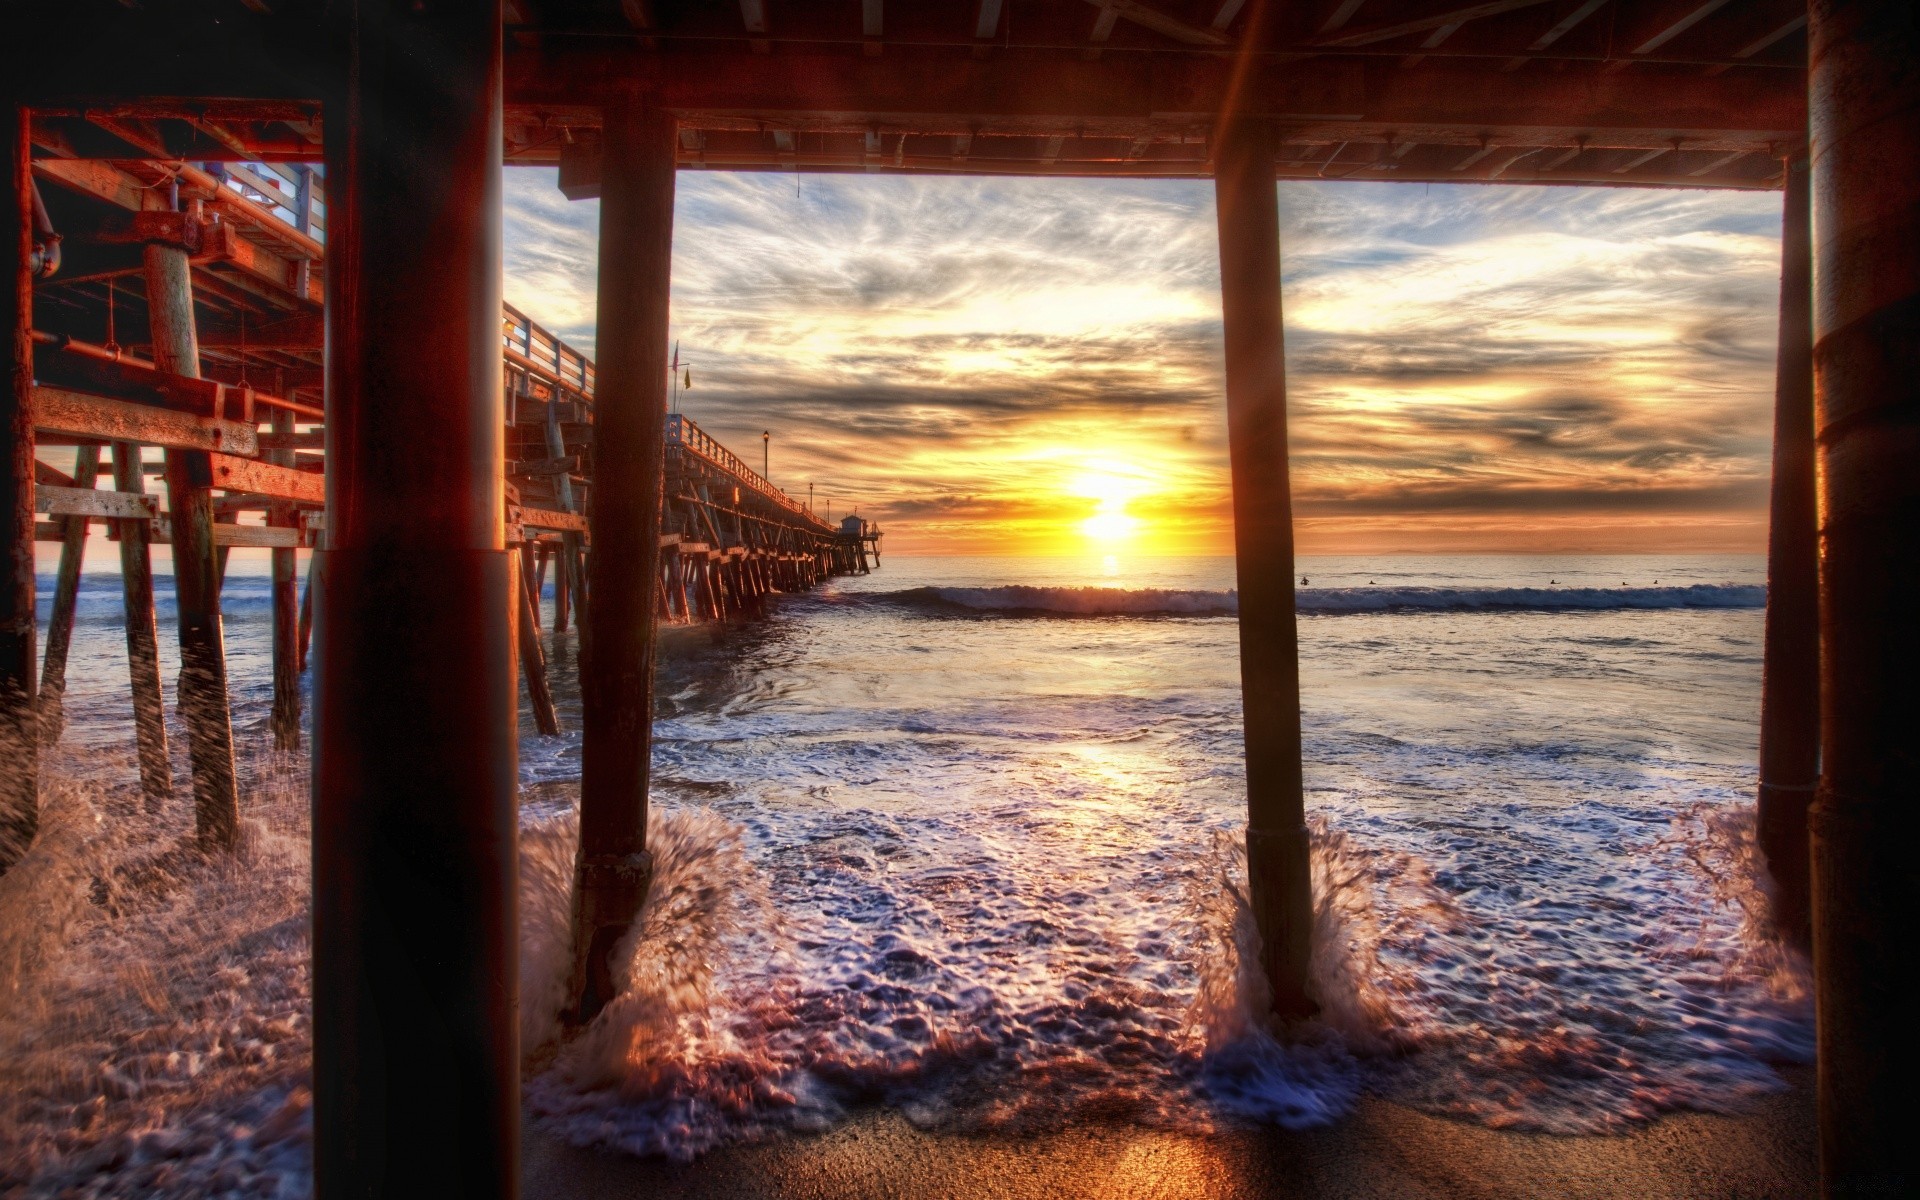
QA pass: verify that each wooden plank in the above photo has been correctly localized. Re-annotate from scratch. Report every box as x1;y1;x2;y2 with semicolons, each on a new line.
209;452;325;503
34;483;157;520
258;429;328;451
512;503;589;533
213;523;301;548
509;453;581;477
32;386;259;456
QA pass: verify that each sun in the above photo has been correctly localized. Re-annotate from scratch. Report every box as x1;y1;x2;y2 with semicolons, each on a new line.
1071;467;1148;545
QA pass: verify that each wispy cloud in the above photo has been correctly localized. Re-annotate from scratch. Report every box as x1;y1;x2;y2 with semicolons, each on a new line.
503;168;1782;554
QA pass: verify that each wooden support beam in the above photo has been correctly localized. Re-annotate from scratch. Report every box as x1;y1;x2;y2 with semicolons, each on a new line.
1;107;37;872
36;446;99;746
1215;116;1314;1020
571;92;674;1025
1756;154;1814;948
31;386;259;456
34;481;154;520
146;228;239;852
1080;0;1232;46
1502;0;1612;70
1806;1;1919;1192
209;452;326;504
511;503;588;533
112;443;171;809
268;406;300;751
1315;0;1555;47
313;1;519;1195
518;542;560;735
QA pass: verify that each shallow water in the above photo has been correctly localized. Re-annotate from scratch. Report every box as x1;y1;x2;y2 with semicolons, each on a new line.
0;551;1811;1193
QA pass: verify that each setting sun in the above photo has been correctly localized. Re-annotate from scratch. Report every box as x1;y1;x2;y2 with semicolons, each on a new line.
1069;465;1152;545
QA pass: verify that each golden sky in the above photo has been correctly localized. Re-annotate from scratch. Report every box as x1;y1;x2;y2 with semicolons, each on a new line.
504;172;1784;556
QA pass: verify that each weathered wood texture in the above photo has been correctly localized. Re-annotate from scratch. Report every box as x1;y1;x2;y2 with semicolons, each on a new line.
112;442;171;809
311;2;519;1194
1756;154;1816;948
36;445;100;744
146;239;239;852
1216;115;1314;1020
31;386;259;455
1807;0;1920;1192
1;107;37;872
570;93;675;1024
269;407;301;750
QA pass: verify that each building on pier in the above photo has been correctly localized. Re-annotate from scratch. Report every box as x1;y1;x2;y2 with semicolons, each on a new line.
0;1;1911;1196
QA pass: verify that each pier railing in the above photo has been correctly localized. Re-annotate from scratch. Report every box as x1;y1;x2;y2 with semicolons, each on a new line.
666;413;834;533
502;303;595;400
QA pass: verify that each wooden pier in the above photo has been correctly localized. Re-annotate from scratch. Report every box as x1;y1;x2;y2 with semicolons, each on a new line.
10;147;875;811
2;1;1913;1195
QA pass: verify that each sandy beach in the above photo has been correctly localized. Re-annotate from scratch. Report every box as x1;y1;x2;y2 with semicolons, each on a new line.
527;1070;1816;1200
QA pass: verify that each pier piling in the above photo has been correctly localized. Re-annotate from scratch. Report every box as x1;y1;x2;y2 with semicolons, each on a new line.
1;106;35;873
144;227;239;851
37;444;98;744
1757;153;1817;947
112;443;171;809
270;407;302;751
1214;114;1315;1020
569;90;675;1024
1808;0;1919;1192
311;1;519;1193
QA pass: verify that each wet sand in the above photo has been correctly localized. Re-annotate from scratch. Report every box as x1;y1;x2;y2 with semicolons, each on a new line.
527;1070;1815;1200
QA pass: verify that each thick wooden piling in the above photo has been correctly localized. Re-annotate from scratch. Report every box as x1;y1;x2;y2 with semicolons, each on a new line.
544;401;587;644
297;551;314;673
269;407;302;750
312;2;518;1194
37;445;99;744
112;443;171;809
144;228;239;850
1215;115;1315;1020
1756;153;1817;947
1;106;36;872
518;541;559;735
1807;0;1919;1193
570;91;675;1023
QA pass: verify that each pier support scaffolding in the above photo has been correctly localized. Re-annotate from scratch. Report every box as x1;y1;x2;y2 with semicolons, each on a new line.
1214;114;1315;1021
312;1;518;1194
1807;0;1918;1192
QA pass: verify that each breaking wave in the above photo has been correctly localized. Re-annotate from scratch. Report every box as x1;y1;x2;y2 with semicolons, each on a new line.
852;583;1764;618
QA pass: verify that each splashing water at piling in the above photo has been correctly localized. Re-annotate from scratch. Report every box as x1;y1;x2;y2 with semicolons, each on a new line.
0;555;1814;1192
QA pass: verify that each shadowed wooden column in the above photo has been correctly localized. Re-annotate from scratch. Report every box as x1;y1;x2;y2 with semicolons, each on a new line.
37;446;98;745
145;234;239;849
569;91;675;1024
1807;0;1918;1193
113;442;170;808
1756;153;1817;947
1214;115;1315;1019
313;1;517;1195
0;105;35;874
269;407;301;750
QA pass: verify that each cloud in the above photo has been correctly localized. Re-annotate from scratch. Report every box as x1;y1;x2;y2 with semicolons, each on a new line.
501;168;1782;554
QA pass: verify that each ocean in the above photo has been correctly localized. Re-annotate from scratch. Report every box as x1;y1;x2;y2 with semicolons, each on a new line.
0;551;1813;1194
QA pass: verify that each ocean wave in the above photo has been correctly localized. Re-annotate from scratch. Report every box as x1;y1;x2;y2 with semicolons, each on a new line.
856;583;1764;617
